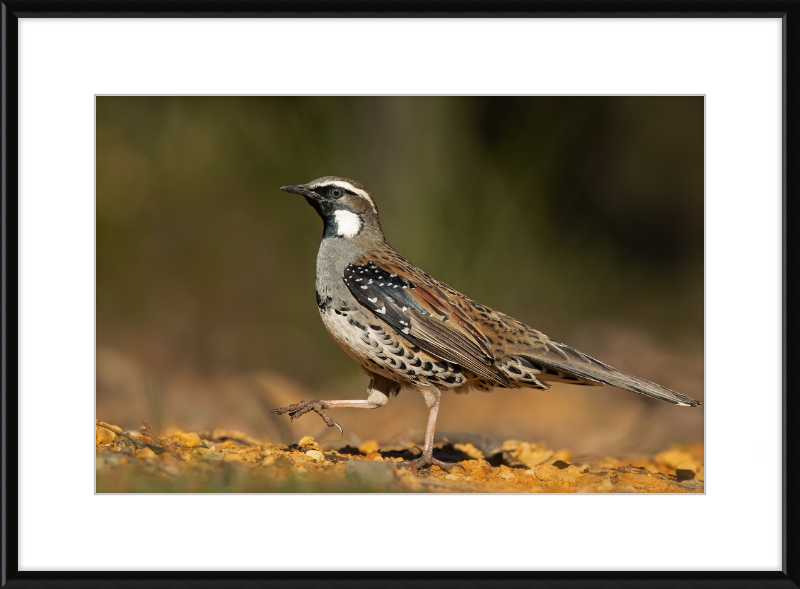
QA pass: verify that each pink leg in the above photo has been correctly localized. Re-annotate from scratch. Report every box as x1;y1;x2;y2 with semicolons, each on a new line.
421;400;440;456
396;400;455;470
271;399;382;436
318;400;383;409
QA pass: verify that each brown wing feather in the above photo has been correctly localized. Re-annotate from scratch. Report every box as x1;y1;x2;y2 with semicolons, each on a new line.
345;250;510;386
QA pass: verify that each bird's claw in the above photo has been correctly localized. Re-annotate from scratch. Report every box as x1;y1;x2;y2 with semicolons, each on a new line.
395;452;456;471
271;400;344;436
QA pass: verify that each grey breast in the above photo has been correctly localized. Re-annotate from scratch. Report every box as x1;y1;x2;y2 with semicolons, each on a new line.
315;236;365;310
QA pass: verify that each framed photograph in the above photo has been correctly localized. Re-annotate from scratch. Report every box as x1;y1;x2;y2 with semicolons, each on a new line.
3;1;798;587
94;94;705;489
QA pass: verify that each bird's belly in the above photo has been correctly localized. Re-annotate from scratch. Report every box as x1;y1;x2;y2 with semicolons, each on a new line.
319;308;385;370
319;308;470;389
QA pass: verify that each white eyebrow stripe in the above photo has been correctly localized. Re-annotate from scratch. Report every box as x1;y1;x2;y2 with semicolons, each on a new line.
307;180;378;213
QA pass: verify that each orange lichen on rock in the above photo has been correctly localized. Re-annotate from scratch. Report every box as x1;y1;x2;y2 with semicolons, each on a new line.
172;430;203;448
96;422;703;494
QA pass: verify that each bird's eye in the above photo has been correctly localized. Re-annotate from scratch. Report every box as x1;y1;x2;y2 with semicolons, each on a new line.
330;188;344;199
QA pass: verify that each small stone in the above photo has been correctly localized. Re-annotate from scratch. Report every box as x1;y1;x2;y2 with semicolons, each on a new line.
306;450;325;463
534;464;582;485
135;447;156;459
299;436;319;449
454;442;484;460
224;453;245;463
501;440;553;468
358;440;380;455
497;471;515;480
676;462;697;480
173;431;202;447
261;456;276;466
194;448;225;462
458;459;490;474
96;427;117;445
366;451;383;461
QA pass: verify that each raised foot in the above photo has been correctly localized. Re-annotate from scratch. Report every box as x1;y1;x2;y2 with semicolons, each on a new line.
271;400;343;436
394;452;456;471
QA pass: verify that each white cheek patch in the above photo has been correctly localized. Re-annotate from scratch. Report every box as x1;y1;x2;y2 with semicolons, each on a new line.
334;210;362;238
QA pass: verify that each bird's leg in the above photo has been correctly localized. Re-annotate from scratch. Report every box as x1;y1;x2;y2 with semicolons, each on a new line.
271;399;383;436
395;400;455;471
271;371;392;436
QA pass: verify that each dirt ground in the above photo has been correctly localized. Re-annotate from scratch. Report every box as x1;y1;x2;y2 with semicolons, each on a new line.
96;420;704;493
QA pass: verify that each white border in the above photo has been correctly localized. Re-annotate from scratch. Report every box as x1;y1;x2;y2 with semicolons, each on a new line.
18;18;782;571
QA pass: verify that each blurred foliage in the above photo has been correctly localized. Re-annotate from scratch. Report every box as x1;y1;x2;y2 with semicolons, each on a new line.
97;96;702;401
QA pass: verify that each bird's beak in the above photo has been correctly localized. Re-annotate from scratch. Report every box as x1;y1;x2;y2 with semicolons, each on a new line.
280;184;314;197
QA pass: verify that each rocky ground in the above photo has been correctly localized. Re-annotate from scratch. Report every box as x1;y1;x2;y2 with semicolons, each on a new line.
96;420;704;493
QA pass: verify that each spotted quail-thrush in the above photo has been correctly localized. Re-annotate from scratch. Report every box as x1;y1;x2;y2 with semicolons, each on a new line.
272;176;700;470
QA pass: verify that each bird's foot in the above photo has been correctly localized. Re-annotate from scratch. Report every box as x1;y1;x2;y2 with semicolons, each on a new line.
395;451;456;472
271;400;343;436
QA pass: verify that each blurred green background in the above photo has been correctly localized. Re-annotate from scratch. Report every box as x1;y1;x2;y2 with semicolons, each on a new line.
96;96;703;456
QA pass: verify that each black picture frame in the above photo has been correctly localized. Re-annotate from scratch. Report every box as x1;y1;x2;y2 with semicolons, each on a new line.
2;2;798;588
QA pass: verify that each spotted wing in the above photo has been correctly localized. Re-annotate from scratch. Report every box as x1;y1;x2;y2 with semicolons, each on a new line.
343;258;510;386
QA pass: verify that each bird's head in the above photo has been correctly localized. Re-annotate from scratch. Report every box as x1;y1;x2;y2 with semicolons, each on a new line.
280;176;383;242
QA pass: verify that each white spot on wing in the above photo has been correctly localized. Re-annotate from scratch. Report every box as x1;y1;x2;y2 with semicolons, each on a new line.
376;306;386;314
368;297;378;303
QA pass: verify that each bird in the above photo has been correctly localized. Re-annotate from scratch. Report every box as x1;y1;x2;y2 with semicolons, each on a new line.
271;176;700;470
